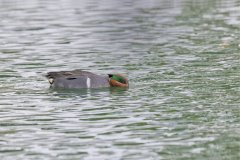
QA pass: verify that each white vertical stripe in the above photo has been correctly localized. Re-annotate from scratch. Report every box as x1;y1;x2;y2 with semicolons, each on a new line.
48;78;54;84
87;77;91;88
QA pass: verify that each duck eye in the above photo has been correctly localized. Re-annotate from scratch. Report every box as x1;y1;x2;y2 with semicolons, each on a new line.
108;74;113;78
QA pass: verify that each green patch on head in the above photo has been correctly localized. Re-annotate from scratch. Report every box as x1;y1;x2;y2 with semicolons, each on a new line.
111;75;126;83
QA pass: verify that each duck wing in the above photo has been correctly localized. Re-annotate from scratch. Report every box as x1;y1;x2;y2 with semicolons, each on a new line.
46;69;96;79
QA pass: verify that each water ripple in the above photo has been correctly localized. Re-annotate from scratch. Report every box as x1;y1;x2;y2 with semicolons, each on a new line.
0;0;240;159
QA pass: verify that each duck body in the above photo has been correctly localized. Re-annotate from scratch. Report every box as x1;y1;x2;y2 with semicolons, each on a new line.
46;69;128;89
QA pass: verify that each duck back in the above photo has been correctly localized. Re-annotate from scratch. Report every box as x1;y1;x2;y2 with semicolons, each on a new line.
46;70;110;89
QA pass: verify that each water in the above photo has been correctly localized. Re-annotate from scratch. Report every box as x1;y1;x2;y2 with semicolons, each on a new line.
0;0;240;159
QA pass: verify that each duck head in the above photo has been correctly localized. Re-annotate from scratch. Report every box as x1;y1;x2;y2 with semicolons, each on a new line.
108;74;129;87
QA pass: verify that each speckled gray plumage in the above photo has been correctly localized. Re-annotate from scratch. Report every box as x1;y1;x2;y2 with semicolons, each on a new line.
46;70;110;89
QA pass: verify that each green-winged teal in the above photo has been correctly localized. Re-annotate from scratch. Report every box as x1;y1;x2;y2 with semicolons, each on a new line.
46;69;129;89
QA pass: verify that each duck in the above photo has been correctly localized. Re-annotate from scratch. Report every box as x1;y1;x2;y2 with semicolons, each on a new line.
45;69;129;89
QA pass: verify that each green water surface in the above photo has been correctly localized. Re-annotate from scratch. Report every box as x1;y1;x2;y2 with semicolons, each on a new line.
0;0;239;159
